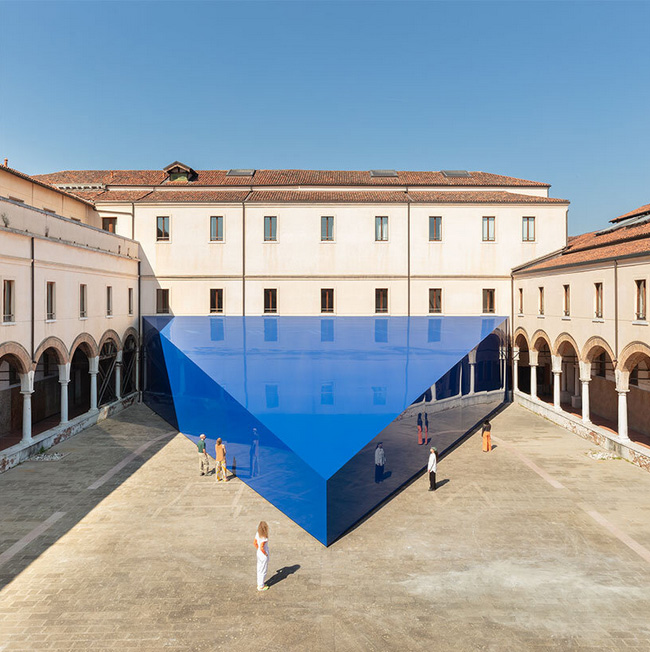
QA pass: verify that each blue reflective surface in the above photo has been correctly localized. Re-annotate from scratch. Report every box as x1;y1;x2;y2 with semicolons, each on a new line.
143;316;509;545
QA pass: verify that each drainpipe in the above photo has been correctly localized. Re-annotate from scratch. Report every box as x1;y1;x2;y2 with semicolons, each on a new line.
242;190;252;316
30;237;35;361
406;190;411;317
131;202;135;240
614;259;619;362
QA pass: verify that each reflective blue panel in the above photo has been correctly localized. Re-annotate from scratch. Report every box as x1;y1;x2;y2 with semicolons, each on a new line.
143;316;509;545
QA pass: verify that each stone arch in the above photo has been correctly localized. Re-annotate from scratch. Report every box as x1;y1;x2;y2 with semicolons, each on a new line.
99;329;122;352
0;341;31;375
618;341;650;373
69;333;99;359
513;327;530;349
581;336;616;365
530;329;552;353
32;336;69;370
122;327;139;348
553;332;581;358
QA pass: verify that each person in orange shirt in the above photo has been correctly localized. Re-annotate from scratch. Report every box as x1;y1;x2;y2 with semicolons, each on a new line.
215;437;228;482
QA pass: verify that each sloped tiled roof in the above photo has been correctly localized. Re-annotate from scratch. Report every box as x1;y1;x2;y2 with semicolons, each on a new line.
611;202;650;223
407;191;567;204
246;191;409;203
33;169;551;188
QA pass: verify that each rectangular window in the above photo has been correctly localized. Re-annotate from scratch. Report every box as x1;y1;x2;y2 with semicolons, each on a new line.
156;289;170;314
482;216;495;242
264;288;277;313
538;287;544;315
80;284;87;318
522;217;535;241
321;288;334;313
321;216;334;242
156;216;170;241
3;280;15;322
46;282;56;320
102;217;117;233
429;216;442;241
635;279;646;320
210;288;223;314
106;286;113;316
210;216;223;242
428;288;442;314
563;285;570;317
264;216;277;242
595;283;603;318
128;288;133;316
375;216;388;242
375;288;388;313
321;382;334;406
482;289;495;314
518;288;524;314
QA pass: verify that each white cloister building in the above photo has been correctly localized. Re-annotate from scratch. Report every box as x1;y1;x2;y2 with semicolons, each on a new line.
1;160;648;472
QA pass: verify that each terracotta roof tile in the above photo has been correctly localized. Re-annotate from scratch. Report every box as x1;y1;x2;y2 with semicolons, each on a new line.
135;190;250;203
32;169;551;188
246;191;408;203
407;191;568;204
611;202;650;223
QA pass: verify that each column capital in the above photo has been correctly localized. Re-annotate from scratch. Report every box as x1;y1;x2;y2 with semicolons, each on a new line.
579;360;592;381
58;362;71;384
19;370;34;394
89;355;99;375
551;354;563;374
528;350;539;367
615;368;630;393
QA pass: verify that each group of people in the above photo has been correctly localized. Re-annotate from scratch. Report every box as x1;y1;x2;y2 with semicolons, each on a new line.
197;433;228;482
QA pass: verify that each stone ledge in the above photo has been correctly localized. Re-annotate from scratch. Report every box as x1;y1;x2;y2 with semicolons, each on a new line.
0;393;139;474
514;390;650;473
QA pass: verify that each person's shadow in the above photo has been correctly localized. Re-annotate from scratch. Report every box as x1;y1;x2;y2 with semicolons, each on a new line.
266;564;300;587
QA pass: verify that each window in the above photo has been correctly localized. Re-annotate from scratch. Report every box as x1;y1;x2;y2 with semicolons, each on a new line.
156;216;170;241
80;284;87;318
210;288;223;314
46;282;56;320
156;289;170;314
563;285;570;317
264;288;277;313
3;280;15;322
264;216;277;242
482;216;495;242
375;216;388;242
321;288;334;313
102;217;117;233
106;286;113;316
595;283;603;318
635;279;646;320
538;287;544;315
375;288;388;313
128;288;133;316
518;288;524;314
321;216;334;242
321;382;334;405
429;216;442;241
429;288;442;314
482;289;495;314
210;216;223;242
522;217;535;241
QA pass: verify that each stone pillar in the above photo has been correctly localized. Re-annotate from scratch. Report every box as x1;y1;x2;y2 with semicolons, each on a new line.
579;360;592;423
573;364;580;398
468;350;476;395
529;351;539;399
551;355;562;410
58;363;70;424
616;369;630;441
115;350;123;401
513;346;519;392
20;371;35;444
89;355;99;412
135;348;140;394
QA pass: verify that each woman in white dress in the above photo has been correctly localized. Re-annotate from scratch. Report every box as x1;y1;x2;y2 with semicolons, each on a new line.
254;521;270;591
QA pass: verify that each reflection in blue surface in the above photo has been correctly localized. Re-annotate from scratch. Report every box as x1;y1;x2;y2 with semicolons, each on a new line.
143;316;509;545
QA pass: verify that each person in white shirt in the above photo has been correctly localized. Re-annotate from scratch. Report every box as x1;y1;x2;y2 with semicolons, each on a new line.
374;442;386;483
254;521;270;591
427;447;437;491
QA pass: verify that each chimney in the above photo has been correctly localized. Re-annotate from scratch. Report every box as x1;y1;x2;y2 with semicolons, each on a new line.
3;158;7;167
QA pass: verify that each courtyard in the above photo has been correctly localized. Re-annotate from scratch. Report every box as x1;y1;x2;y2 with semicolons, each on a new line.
1;403;650;651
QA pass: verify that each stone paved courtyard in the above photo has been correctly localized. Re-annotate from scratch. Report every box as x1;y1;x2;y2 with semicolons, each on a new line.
1;402;650;651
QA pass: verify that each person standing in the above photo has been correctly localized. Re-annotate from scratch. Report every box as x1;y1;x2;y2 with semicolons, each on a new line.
250;428;260;477
482;420;492;452
197;434;210;476
254;521;270;591
374;442;386;483
215;437;228;482
427;446;437;491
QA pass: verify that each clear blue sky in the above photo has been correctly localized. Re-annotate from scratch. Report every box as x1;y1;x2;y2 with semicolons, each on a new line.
1;0;648;235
